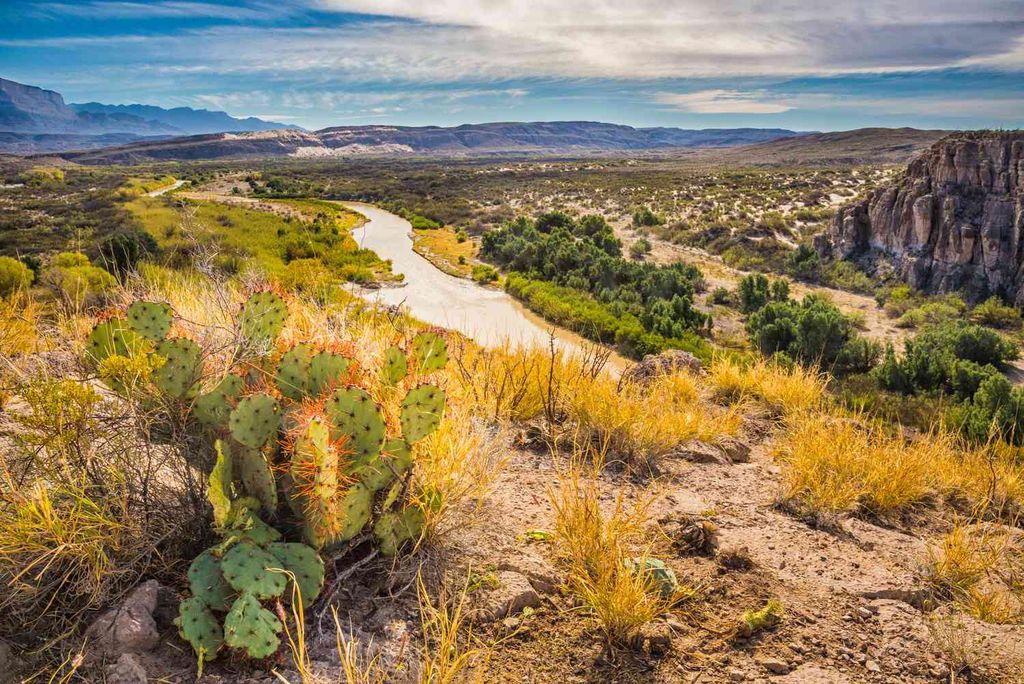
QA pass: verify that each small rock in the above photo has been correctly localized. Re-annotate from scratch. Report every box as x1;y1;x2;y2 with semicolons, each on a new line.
865;660;881;673
727;668;746;682
757;657;790;675
106;653;147;684
84;581;161;656
856;607;873;620
675;439;730;465
719;437;751;463
472;571;541;621
640;622;672;657
621;350;702;386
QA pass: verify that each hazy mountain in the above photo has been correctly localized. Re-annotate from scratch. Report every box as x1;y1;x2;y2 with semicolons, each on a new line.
54;123;803;163
70;102;294;135
0;77;294;152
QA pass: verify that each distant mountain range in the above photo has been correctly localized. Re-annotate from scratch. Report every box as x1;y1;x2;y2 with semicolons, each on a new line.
0;77;293;152
49;123;807;163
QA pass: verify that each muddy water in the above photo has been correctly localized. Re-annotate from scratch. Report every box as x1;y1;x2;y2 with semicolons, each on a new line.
344;202;624;366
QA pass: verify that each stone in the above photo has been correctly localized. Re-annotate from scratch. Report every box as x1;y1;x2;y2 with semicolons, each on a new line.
856;607;873;620
84;581;161;656
816;132;1024;305
674;440;730;465
757;657;790;675
106;653;147;684
719;437;751;463
621;350;703;386
472;571;541;621
865;660;881;673
727;668;746;682
640;622;673;657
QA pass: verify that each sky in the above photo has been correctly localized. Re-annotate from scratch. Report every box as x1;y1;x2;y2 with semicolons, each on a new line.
2;0;1024;131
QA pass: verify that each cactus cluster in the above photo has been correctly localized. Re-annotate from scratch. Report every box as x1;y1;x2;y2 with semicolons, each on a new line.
89;290;450;663
174;443;325;664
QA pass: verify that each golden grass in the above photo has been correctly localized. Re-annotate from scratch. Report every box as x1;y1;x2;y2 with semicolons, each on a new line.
708;357;826;416
412;227;478;279
417;573;488;684
548;456;675;646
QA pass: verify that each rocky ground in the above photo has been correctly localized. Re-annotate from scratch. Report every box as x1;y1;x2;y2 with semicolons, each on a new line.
68;387;1023;684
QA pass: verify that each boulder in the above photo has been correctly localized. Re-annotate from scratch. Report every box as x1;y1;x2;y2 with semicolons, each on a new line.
84;580;161;656
471;571;541;621
621;350;702;386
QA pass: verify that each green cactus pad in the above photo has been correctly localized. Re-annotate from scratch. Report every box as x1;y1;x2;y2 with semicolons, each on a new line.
382;346;408;386
274;343;314;401
308;352;353;397
238;291;288;347
382;479;403;510
208;440;234;529
229;394;280;448
291;417;338;548
333;482;372;545
220;541;287;599
86;318;146;363
268;542;324;608
176;596;224;662
325;387;385;467
233;508;282;546
187;549;233;611
400;384;446;443
223;592;282;659
235;445;278;514
126;300;173;341
153;338;202;399
624;557;679;600
373;505;426;556
357;439;412;491
410;331;447;373
194;374;244;428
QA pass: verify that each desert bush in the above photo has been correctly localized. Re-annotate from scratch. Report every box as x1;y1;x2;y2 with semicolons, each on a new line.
42;251;117;306
470;264;498;283
971;296;1022;330
708;357;826;416
820;260;875;293
785;244;820;281
632;207;664;227
0;255;34;298
629;238;652;259
737;273;788;314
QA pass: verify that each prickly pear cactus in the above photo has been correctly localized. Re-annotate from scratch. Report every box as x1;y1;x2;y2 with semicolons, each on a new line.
275;343;314;401
624;557;679;600
194;374;244;429
238;291;288;346
175;596;224;663
153;338;202;399
235;445;277;514
308;351;353;396
229;393;280;448
382;346;408;386
268;542;325;608
187;549;233;611
221;541;288;599
223;592;282;659
325;387;385;466
400;384;446;443
86;318;146;363
410;331;447;373
126;300;173;341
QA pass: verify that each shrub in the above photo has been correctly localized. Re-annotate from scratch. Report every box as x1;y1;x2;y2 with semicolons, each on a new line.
629;238;652;259
786;244;820;281
43;252;117;306
820;260;874;293
709;287;737;307
98;230;156;277
632;207;664;227
471;264;498;284
971;296;1022;330
738;273;788;314
0;255;34;298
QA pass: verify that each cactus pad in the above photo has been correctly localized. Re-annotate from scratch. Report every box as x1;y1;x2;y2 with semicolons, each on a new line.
153;338;202;399
382;346;407;385
291;417;338;547
238;291;288;347
208;440;234;529
624;557;679;600
334;482;372;544
410;331;447;373
358;439;412;491
223;592;282;659
373;505;425;556
274;343;313;401
176;596;224;662
220;541;287;599
194;374;244;428
86;318;145;363
233;508;282;546
126;300;173;341
268;542;324;608
187;549;233;611
236;445;278;514
400;384;446;443
308;352;353;397
325;387;385;466
229;394;280;448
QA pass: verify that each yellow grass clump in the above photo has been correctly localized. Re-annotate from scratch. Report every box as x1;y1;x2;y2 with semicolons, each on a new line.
709;357;826;416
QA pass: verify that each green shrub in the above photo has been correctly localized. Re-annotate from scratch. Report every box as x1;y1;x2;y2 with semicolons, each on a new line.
709;287;737;307
471;264;498;284
786;244;820;281
820;260;874;294
738;273;789;314
0;256;34;298
629;238;652;259
632;207;664;227
971;296;1022;329
43;252;116;305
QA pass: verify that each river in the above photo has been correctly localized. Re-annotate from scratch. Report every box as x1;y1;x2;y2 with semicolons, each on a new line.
343;201;623;364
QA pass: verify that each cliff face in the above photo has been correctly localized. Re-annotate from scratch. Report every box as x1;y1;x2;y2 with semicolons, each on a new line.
817;132;1024;304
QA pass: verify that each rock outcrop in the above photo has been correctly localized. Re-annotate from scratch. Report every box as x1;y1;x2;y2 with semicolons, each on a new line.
816;131;1024;304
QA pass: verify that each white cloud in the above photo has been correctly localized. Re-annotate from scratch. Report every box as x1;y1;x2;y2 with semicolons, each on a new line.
654;90;792;114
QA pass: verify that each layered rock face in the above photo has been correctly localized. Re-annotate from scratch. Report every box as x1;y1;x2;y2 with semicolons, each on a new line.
816;132;1024;304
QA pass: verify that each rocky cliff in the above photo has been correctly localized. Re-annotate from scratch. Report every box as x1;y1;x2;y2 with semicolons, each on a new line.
816;131;1024;304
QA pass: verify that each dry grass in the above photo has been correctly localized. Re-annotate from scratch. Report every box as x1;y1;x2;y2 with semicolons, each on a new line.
547;454;675;646
417;573;489;684
708;357;826;416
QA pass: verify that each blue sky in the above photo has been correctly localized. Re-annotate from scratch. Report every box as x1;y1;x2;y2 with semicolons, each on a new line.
2;0;1023;131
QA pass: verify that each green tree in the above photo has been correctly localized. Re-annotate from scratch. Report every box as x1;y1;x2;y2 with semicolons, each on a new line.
0;256;34;298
